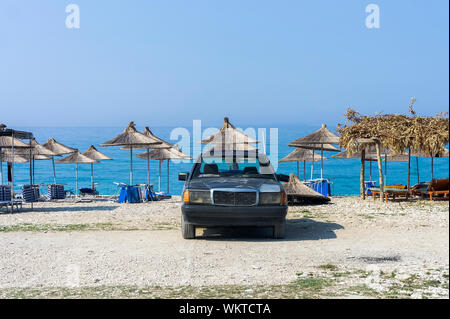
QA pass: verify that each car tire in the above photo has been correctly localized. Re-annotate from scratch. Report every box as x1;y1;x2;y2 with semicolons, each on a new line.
181;214;195;239
273;221;286;239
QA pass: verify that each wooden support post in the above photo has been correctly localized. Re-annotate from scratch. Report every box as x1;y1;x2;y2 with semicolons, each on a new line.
416;157;420;184
375;142;384;202
407;149;411;189
303;161;306;181
361;149;366;199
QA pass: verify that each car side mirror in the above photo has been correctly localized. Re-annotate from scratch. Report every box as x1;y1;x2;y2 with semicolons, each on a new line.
178;172;189;181
277;174;290;182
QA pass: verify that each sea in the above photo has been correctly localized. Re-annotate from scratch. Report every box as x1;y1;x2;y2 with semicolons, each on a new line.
3;124;449;196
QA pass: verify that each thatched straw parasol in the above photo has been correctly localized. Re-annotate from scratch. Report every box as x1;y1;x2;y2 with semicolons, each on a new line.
120;126;172;185
0;152;29;163
0;136;31;148
289;124;340;146
42;138;76;185
137;146;192;194
279;148;324;181
56;150;99;196
282;174;330;204
7;138;57;185
288;124;340;179
200;117;259;146
121;127;172;150
82;145;113;189
0;137;31;185
99;122;162;185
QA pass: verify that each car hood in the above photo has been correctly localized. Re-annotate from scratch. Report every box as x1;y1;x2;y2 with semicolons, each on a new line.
188;177;282;191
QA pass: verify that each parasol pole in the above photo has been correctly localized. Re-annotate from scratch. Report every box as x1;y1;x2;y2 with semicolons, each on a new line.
375;141;384;202
29;145;32;185
91;163;94;190
296;161;299;177
320;143;324;179
167;160;170;194
416;156;419;184
76;163;79;196
52;156;57;184
407;149;411;189
384;152;387;186
360;149;366;199
147;149;150;185
431;153;434;181
130;145;133;185
311;148;314;180
303;161;306;181
11;132;15;213
158;160;162;192
32;157;35;185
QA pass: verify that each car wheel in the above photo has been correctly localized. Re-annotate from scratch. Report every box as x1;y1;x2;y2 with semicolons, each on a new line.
181;214;195;239
273;221;286;239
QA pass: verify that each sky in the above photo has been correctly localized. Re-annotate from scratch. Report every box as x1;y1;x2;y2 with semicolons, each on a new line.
0;0;448;128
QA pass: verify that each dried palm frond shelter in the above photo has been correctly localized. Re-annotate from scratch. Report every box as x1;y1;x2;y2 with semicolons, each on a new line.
338;106;449;201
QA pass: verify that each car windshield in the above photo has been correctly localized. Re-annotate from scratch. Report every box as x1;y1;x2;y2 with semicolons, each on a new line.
191;154;276;180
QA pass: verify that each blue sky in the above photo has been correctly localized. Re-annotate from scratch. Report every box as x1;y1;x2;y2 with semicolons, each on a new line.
0;0;448;127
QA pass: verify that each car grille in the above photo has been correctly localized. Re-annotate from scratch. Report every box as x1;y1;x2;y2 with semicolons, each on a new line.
212;190;257;206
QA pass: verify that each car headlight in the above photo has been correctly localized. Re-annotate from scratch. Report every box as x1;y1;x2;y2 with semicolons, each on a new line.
259;191;287;205
184;190;211;204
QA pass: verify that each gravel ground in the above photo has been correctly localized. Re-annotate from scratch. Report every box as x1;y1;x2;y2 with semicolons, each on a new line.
0;196;448;298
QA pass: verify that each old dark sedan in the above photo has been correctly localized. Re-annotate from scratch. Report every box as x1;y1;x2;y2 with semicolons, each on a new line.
178;150;289;239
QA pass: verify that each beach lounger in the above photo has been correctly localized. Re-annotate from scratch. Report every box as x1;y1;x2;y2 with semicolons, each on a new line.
369;187;410;203
0;200;22;213
22;185;40;202
79;188;99;196
47;184;66;200
412;178;449;200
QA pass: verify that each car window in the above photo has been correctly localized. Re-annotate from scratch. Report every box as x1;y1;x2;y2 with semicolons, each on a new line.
191;155;276;179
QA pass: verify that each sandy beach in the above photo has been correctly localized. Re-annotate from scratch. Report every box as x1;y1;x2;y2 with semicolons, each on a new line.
0;196;448;299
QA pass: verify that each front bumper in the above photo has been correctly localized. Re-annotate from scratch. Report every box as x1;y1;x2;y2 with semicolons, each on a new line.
181;204;287;227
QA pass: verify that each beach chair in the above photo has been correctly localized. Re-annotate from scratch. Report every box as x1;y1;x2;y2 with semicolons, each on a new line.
412;178;449;200
80;183;99;197
0;200;22;213
22;185;40;202
364;181;377;195
369;187;410;202
47;184;66;200
145;184;157;201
